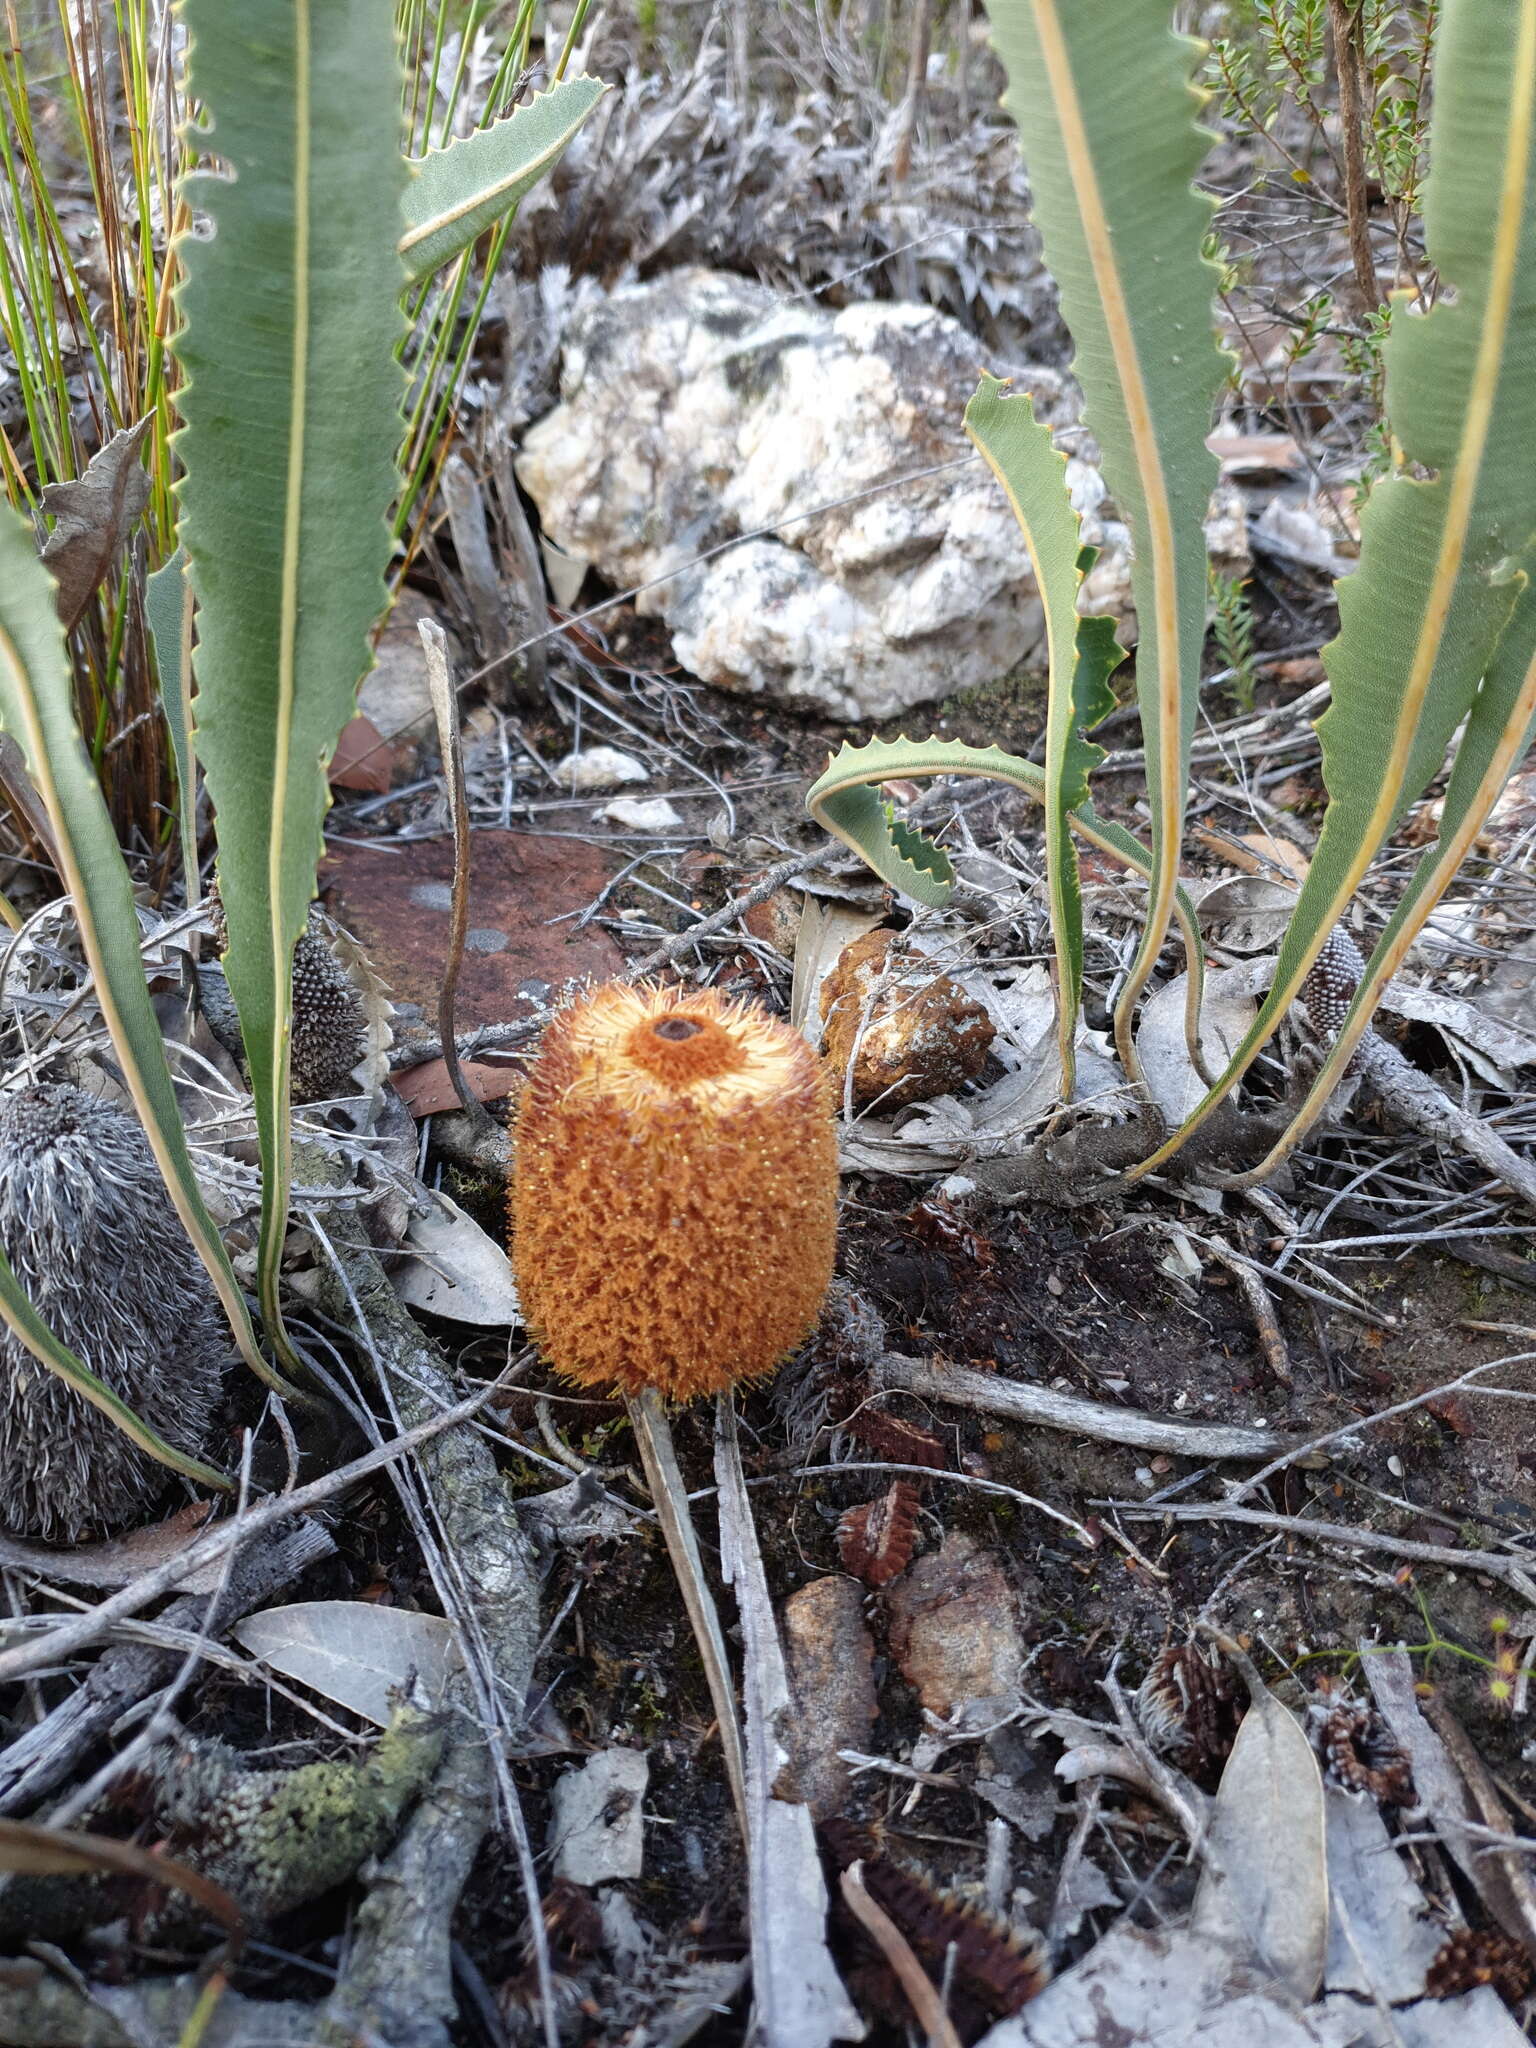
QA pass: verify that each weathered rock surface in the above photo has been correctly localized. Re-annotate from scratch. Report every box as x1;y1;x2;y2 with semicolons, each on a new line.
517;270;1247;721
517;270;1075;720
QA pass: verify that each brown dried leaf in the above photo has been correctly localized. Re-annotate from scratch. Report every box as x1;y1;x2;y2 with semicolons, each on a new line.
39;416;153;633
837;1481;920;1589
329;713;396;793
392;1055;522;1117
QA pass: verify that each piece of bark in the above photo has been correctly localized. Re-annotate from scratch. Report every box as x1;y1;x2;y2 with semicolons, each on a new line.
780;1577;878;1820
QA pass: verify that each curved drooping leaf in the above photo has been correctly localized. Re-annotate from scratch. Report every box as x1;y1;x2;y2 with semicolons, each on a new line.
982;0;1227;1067
1245;578;1536;1185
1137;0;1536;1181
174;0;409;1359
0;501;269;1407
399;75;606;283
144;547;198;897
805;734;1207;1064
964;372;1124;1087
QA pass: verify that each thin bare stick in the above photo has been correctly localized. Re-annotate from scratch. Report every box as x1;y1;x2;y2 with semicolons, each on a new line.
1114;1500;1536;1604
420;618;495;1136
1329;0;1380;312
715;1397;862;2048
875;1353;1299;1461
626;1388;749;1835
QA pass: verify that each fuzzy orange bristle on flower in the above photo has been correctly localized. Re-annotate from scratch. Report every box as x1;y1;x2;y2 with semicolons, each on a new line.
509;981;838;1400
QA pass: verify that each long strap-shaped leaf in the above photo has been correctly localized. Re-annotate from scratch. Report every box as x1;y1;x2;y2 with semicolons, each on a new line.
1135;0;1536;1183
1240;583;1536;1188
983;0;1226;1078
964;374;1123;1092
805;734;1207;1061
0;502;271;1410
399;76;606;284
173;0;408;1363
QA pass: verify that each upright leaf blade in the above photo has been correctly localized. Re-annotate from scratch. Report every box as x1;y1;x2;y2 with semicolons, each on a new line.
173;0;409;1356
982;0;1227;1074
965;373;1123;1087
0;500;270;1399
399;76;606;283
1137;0;1536;1180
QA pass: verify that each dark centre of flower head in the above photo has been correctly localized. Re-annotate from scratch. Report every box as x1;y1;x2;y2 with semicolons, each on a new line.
653;1017;703;1042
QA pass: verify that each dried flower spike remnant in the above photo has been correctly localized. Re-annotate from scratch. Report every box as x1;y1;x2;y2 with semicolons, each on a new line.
0;1085;230;1543
511;982;838;1400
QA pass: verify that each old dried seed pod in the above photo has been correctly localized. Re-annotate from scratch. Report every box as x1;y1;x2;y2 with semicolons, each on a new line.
0;1084;231;1543
510;981;838;1400
204;893;367;1103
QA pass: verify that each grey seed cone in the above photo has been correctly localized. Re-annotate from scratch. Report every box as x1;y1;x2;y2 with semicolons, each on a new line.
0;1084;230;1543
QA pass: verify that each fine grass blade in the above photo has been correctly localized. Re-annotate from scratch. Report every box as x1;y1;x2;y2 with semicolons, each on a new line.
399;75;605;283
1135;0;1536;1182
173;0;409;1364
0;500;274;1399
964;373;1124;1091
805;734;1207;1060
982;0;1227;1077
145;547;199;899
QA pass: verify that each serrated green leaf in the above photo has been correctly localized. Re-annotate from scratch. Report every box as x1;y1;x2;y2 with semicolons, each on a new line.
805;734;1206;1072
1249;573;1536;1185
399;77;605;283
0;500;269;1407
1137;0;1536;1181
173;0;409;1360
965;373;1124;1088
145;548;198;898
983;0;1228;1070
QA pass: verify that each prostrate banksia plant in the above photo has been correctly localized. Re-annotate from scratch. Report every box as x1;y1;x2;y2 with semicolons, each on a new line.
510;980;838;1399
0;1084;231;1543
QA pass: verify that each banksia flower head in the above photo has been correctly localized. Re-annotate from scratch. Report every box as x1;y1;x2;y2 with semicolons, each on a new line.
0;1084;230;1543
510;981;838;1400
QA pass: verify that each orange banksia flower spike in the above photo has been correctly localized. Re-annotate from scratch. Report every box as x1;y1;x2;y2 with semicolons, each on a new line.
510;981;839;1400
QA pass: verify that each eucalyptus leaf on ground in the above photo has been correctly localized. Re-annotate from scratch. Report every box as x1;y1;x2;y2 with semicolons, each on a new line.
234;1600;460;1727
394;1193;521;1325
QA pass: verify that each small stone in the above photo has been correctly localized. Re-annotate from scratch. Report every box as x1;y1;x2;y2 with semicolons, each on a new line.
596;794;684;830
820;928;994;1111
556;746;649;792
548;1748;648;1885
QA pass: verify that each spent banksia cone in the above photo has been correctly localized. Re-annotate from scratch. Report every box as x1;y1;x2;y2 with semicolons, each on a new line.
510;981;838;1400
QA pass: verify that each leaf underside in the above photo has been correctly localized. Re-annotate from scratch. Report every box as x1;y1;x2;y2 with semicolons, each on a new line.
982;0;1227;1063
1138;0;1536;1178
0;500;255;1444
399;75;606;283
173;0;410;1353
